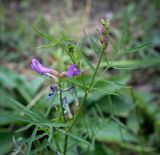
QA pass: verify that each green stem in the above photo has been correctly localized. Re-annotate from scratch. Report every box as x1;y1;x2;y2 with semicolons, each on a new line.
88;45;107;91
59;80;65;122
63;45;107;155
63;90;88;155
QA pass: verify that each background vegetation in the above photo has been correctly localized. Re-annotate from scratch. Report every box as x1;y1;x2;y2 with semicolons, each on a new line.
0;0;160;154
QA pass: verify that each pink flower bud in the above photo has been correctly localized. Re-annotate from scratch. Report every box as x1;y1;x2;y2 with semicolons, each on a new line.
98;25;105;34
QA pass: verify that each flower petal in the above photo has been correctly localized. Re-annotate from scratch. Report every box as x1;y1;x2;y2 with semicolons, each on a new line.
66;64;80;77
31;58;52;75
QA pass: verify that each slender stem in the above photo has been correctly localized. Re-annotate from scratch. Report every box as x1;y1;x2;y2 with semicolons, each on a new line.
58;80;65;122
88;45;107;91
63;90;88;155
63;45;108;155
55;131;62;153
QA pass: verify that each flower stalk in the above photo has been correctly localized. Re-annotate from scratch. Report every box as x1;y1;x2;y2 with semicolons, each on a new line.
63;18;110;154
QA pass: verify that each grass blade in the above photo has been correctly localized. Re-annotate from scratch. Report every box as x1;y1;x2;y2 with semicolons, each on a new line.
26;126;38;155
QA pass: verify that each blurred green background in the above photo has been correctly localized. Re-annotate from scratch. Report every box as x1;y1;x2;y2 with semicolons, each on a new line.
0;0;160;155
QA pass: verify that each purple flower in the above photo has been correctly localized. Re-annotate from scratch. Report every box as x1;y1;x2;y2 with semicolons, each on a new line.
98;25;105;34
31;58;53;76
48;93;54;100
66;64;80;77
48;85;58;100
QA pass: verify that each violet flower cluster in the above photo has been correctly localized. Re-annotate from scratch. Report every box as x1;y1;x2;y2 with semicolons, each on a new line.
31;58;80;119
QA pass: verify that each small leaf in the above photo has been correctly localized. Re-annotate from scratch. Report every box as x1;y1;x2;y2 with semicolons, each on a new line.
118;42;152;55
118;11;128;50
111;58;160;68
37;122;70;128
57;129;90;145
22;133;47;143
15;123;33;133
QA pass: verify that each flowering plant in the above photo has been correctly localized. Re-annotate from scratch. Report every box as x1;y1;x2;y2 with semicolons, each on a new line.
10;16;151;155
29;18;110;155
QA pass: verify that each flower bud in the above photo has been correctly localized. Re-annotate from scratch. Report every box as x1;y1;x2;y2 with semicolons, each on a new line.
105;20;110;30
100;18;106;25
103;36;109;45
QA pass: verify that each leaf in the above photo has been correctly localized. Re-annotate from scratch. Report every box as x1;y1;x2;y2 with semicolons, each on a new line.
0;133;13;155
98;79;130;89
118;42;152;55
104;91;135;115
88;75;130;102
0;95;70;128
1;113;37;124
111;58;160;68
37;36;70;49
90;39;101;54
48;126;53;142
95;119;138;143
120;143;154;153
57;129;90;145
127;110;140;134
92;87;118;96
66;78;83;88
34;28;67;50
16;82;32;102
118;11;128;50
15;123;33;133
0;111;22;125
31;142;50;154
2;113;70;128
0;67;33;102
1;94;47;122
37;122;70;128
26;126;38;155
22;133;47;143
